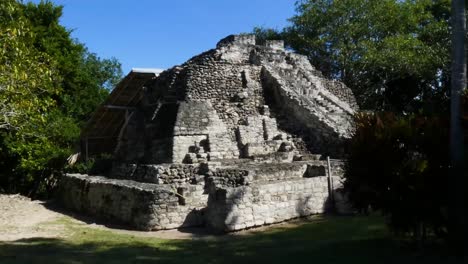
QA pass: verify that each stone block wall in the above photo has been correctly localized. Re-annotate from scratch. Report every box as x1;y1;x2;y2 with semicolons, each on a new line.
263;116;280;140
208;133;239;160
238;122;264;145
184;62;264;128
264;40;285;51
173;101;213;135
59;174;208;230
173;101;239;162
203;160;349;232
173;135;208;163
236;114;287;158
246;162;309;182
216;34;256;49
68;34;357;233
110;163;205;184
60;158;350;232
206;177;330;232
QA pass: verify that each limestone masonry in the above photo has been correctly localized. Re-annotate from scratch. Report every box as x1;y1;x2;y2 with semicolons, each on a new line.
60;34;357;232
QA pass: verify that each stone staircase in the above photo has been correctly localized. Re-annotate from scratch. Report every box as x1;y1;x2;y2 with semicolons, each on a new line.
252;47;355;139
61;34;356;234
264;65;354;138
315;93;343;113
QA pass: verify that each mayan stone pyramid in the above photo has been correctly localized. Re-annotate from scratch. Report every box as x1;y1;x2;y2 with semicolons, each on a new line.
60;34;357;232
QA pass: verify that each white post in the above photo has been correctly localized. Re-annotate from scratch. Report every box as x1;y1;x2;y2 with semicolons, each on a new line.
327;156;335;210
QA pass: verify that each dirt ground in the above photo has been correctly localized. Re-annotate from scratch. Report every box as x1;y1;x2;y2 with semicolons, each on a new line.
0;194;64;241
0;194;211;241
0;194;302;242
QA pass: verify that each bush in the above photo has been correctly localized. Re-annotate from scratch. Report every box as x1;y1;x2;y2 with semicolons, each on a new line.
344;113;450;240
65;153;114;176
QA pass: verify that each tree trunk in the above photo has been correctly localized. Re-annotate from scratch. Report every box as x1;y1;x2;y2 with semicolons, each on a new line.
449;0;466;254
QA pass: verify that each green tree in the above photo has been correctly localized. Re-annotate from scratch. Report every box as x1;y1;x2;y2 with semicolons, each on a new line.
0;0;122;196
0;0;57;132
0;0;66;194
22;1;123;122
256;0;451;113
449;0;467;253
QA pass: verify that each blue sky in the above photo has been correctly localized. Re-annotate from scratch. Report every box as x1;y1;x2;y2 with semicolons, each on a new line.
28;0;297;74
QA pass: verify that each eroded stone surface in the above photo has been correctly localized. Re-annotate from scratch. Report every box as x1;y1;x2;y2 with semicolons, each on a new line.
60;34;356;232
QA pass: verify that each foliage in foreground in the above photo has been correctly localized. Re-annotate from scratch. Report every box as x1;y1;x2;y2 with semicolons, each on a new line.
0;0;122;196
344;113;452;240
0;215;461;264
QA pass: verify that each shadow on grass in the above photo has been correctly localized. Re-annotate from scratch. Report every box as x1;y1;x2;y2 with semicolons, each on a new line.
41;200;148;232
42;199;222;239
0;216;463;264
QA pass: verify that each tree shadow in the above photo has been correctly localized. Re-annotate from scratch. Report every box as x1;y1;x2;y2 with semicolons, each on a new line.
43;198;225;239
0;216;462;264
42;199;167;233
204;186;247;232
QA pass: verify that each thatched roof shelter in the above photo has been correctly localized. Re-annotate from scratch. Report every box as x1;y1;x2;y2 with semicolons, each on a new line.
80;68;162;158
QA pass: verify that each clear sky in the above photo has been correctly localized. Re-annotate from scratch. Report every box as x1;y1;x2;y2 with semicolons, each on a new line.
28;0;297;74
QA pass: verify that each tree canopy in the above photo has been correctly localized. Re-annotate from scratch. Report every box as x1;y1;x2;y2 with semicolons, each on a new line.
255;0;451;113
0;0;122;196
254;0;467;247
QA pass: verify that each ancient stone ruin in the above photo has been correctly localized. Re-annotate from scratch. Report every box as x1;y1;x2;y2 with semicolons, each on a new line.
59;34;358;232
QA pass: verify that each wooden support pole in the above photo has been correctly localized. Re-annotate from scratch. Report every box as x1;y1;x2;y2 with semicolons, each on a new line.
327;156;335;211
103;105;137;110
113;110;135;155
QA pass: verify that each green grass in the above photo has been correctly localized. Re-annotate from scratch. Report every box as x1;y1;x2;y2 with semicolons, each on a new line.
0;215;461;264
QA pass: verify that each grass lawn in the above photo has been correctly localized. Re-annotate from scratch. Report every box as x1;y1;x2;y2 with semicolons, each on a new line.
0;215;461;264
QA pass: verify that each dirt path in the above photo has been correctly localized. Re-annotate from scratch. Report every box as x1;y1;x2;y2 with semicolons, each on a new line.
0;194;306;242
0;194;64;241
0;194;206;241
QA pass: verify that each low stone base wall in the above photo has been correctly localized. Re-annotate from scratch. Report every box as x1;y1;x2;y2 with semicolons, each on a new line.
59;160;350;232
206;177;331;232
59;174;207;230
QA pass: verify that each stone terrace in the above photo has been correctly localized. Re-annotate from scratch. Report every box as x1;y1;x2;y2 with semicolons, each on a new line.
59;34;356;232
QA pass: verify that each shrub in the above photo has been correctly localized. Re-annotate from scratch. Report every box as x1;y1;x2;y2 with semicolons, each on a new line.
344;113;450;240
65;153;114;176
